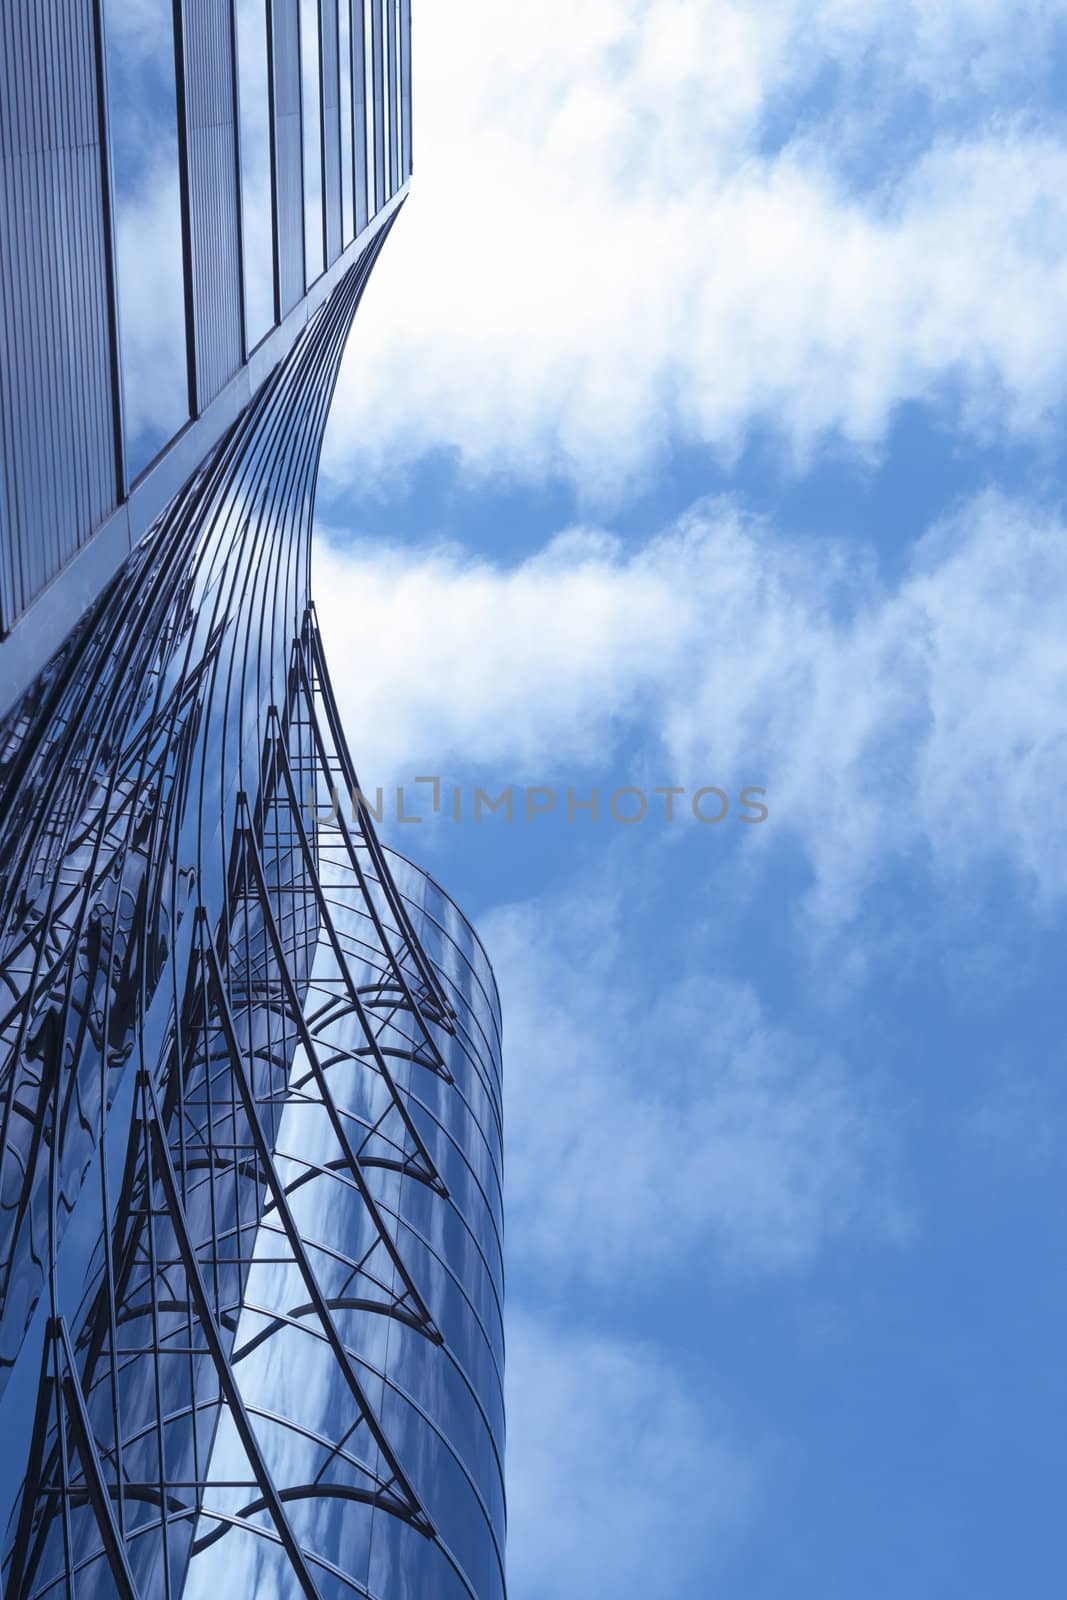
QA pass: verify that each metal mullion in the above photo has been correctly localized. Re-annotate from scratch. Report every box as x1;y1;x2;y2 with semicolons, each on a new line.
225;963;246;1326
175;1112;203;1551
268;697;286;1162
234;831;258;1338
140;1072;175;1600
193;939;223;1324
168;891;202;1542
171;0;199;417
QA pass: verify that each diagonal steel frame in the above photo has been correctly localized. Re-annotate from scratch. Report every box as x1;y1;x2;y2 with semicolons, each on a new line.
265;714;448;1194
3;1327;56;1598
235;794;441;1339
303;611;456;1028
143;1070;326;1600
56;1317;141;1600
195;908;435;1536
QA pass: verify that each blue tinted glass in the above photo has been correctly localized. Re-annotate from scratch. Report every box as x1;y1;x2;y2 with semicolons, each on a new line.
391;0;401;193
103;0;190;481
365;0;379;214
237;0;276;348
382;0;392;200
302;0;325;283
401;0;411;179
339;0;355;243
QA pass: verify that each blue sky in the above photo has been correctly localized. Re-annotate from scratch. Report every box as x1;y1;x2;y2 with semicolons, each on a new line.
4;2;1066;1595
311;4;1067;1596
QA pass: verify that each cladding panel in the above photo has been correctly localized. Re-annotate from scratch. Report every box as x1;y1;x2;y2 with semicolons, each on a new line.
0;0;119;632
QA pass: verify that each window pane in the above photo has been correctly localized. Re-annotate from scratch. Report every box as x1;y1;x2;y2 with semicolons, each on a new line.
339;0;354;244
236;0;276;349
352;0;368;231
301;0;324;284
381;0;391;201
401;0;411;179
103;0;190;482
391;0;400;194
364;0;376;216
369;0;382;212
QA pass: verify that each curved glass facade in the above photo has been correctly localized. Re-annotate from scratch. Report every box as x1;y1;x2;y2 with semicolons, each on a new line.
0;246;506;1598
0;3;505;1596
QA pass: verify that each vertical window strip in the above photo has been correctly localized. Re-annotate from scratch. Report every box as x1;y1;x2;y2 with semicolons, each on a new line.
300;0;323;285
338;0;353;244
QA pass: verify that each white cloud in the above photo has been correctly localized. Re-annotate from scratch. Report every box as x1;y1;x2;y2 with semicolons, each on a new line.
483;887;888;1277
317;490;1067;926
236;0;276;346
114;167;189;452
506;1309;750;1599
103;0;190;457
324;0;1067;494
103;0;180;66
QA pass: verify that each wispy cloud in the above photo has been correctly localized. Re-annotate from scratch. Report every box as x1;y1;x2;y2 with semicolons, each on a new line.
506;1308;751;1599
113;168;188;449
317;490;1067;927
324;0;1067;494
481;885;892;1278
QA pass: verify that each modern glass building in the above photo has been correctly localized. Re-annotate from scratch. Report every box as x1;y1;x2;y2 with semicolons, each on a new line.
0;4;505;1596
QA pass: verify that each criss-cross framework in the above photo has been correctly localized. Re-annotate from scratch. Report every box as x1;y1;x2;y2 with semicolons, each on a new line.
0;233;506;1598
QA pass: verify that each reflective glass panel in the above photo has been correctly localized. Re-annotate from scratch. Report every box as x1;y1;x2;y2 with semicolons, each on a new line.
104;0;190;481
339;0;354;243
301;0;325;283
382;0;392;201
364;0;376;214
237;0;276;349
